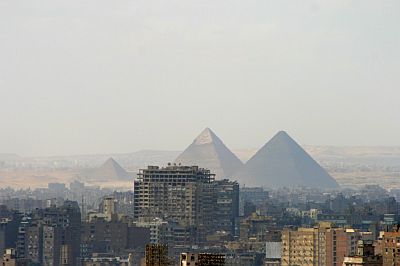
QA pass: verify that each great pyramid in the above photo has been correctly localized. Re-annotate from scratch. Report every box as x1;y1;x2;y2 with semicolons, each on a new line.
175;128;244;179
86;157;132;181
235;131;339;188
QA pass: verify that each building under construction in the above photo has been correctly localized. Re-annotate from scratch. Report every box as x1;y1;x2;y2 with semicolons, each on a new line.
134;165;214;224
133;165;239;247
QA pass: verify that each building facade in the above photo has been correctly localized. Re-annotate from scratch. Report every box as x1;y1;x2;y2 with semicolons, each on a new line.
282;223;361;266
133;165;239;247
180;252;225;266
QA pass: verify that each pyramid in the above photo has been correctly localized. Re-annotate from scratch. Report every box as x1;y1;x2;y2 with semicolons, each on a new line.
235;131;339;188
88;158;132;181
175;128;244;179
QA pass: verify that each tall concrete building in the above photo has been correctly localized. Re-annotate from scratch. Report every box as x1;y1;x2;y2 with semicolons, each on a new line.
42;226;61;266
282;226;327;266
0;212;22;259
282;223;361;266
134;165;214;225
133;165;239;246
98;196;118;221
213;179;239;235
16;201;81;266
325;228;361;266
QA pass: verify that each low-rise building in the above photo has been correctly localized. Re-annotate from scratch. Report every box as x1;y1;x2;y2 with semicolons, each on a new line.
342;240;382;266
180;252;225;266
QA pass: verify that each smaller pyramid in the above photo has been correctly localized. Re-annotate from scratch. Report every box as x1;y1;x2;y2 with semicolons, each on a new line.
88;158;131;181
236;131;339;188
175;128;243;178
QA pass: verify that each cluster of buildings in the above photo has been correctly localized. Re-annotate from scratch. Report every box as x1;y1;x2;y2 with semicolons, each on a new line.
0;181;115;217
0;165;240;265
0;201;81;265
279;223;400;266
0;163;400;265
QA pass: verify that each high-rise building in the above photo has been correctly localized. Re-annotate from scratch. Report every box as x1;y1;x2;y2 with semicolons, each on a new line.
134;165;214;223
16;217;43;264
214;179;239;235
16;201;81;266
81;216;128;256
42;226;61;266
98;196;118;221
282;225;327;266
325;228;361;266
59;201;82;266
0;211;22;258
133;165;239;246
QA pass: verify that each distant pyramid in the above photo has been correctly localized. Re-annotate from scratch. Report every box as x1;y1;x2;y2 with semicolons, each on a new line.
88;158;131;181
175;128;244;178
236;131;339;188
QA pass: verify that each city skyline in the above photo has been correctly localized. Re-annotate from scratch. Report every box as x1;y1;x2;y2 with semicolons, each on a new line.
1;1;399;265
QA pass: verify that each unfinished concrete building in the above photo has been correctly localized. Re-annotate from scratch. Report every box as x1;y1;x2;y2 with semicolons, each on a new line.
133;165;239;247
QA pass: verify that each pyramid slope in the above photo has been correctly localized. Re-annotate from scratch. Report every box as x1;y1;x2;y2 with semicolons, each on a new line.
175;128;243;178
89;158;132;180
236;131;339;189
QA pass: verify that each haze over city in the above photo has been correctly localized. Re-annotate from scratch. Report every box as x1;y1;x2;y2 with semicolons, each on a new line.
2;1;400;265
1;0;400;156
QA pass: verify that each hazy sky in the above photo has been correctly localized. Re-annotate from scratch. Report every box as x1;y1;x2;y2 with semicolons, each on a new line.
1;0;399;156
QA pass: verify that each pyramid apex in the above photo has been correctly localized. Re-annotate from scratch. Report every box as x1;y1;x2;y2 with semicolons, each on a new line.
194;127;217;145
175;127;243;178
88;157;131;180
272;130;294;141
276;130;289;136
104;157;118;164
236;131;339;188
202;127;214;134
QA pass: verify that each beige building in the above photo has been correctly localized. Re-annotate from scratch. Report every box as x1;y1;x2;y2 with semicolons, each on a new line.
282;222;361;266
282;225;327;266
376;229;400;266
